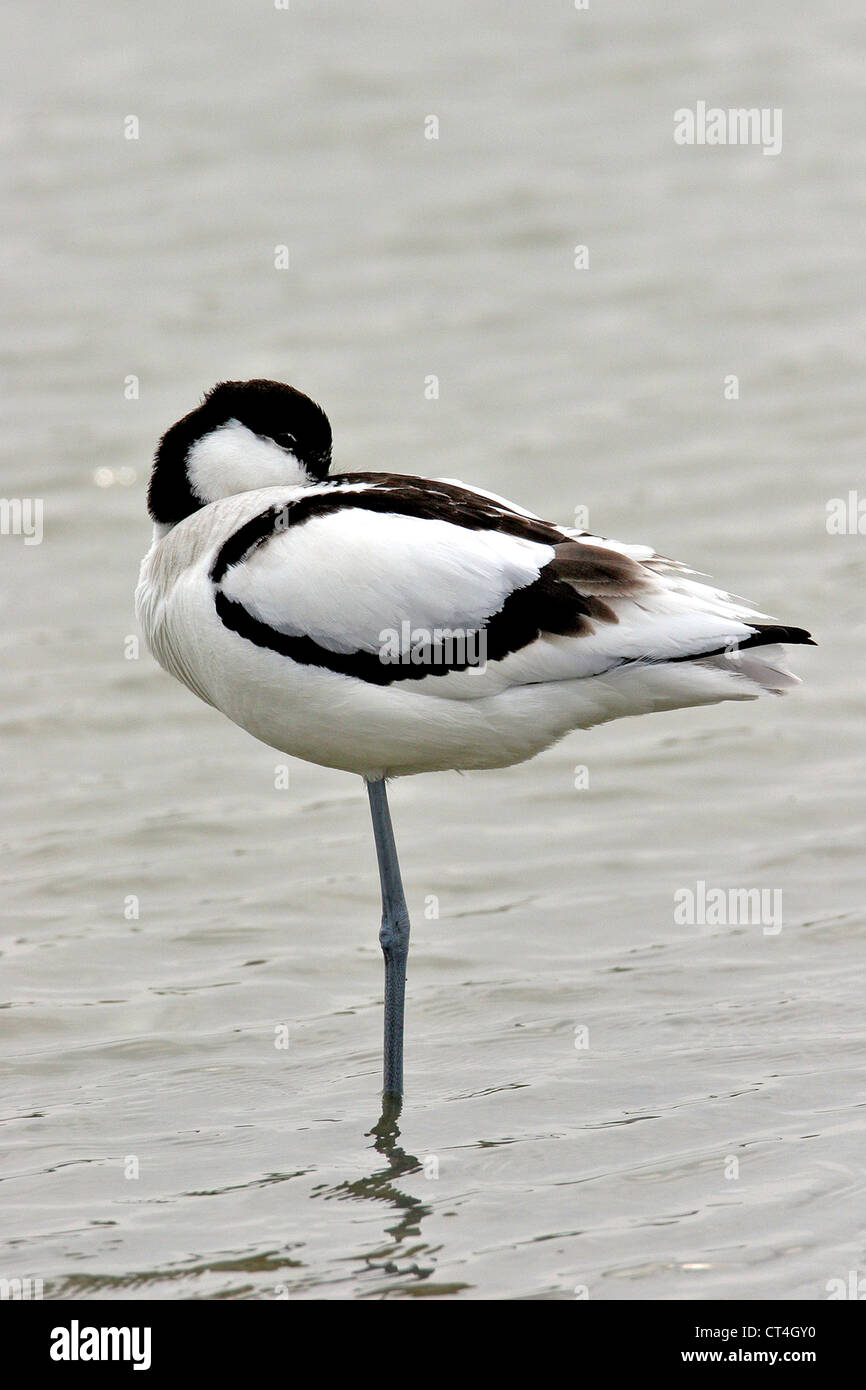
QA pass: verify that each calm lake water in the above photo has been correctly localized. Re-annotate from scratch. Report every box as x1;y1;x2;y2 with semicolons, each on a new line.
2;0;864;1300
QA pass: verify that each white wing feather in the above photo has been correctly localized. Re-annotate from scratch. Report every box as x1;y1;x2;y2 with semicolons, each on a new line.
217;492;780;695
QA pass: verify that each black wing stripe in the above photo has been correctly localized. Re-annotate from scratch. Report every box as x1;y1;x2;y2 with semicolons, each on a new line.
209;490;634;684
208;485;813;686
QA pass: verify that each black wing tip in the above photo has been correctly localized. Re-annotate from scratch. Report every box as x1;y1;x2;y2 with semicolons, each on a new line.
746;624;816;649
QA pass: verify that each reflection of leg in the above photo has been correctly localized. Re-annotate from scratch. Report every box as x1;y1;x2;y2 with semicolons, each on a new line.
367;778;411;1101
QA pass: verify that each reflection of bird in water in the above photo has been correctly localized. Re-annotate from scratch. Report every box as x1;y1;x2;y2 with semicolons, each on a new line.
313;1099;444;1292
137;379;814;1104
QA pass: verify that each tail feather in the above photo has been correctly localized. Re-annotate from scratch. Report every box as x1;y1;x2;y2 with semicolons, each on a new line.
695;643;805;695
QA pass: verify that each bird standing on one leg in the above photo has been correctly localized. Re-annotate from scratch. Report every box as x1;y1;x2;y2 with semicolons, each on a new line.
136;379;814;1101
367;778;411;1099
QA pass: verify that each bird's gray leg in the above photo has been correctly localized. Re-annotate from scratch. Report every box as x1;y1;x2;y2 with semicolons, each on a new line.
366;778;411;1100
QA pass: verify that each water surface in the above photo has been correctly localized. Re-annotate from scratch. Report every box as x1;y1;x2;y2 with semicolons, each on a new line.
1;0;863;1299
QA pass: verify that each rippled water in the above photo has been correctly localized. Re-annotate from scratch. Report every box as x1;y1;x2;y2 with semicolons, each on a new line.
2;0;864;1299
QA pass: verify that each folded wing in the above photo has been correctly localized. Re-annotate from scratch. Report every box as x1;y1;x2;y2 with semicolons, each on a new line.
210;479;813;694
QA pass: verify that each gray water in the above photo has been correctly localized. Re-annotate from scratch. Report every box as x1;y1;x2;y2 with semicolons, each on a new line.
2;0;864;1300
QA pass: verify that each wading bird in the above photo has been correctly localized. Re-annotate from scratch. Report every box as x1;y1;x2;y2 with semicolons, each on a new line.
136;380;813;1101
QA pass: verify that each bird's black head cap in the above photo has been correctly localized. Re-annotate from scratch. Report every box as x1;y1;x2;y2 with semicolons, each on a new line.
147;379;333;526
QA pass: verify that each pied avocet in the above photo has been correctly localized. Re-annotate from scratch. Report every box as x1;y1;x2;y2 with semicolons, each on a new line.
136;379;813;1101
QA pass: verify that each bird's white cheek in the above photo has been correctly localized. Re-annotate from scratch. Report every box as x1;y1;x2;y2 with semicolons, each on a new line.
186;419;309;503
